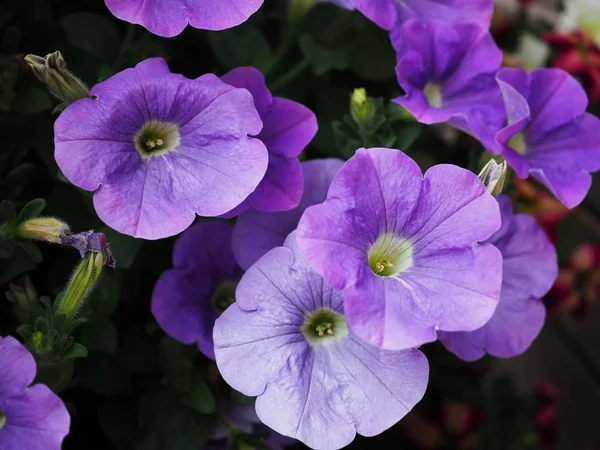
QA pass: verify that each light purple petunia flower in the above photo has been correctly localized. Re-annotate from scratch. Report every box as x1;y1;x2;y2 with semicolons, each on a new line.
0;336;70;450
214;232;429;450
297;148;503;351
221;67;318;216
392;20;504;151
152;221;242;360
352;0;493;31
493;68;600;208
439;196;558;361
104;0;264;37
54;58;268;240
232;158;344;270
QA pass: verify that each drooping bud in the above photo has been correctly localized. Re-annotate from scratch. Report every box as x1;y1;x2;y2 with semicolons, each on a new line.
16;217;70;244
6;276;38;322
24;51;90;105
55;232;115;320
350;88;373;124
61;230;116;267
478;158;508;196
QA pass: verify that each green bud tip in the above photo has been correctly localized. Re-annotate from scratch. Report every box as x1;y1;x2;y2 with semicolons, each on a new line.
351;88;373;123
24;51;90;105
16;217;70;244
478;158;508;197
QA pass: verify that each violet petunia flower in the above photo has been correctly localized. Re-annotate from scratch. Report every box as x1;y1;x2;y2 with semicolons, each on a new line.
221;67;318;216
439;196;558;361
352;0;493;31
0;336;70;450
214;233;429;450
55;58;267;240
232;158;344;270
297;148;503;351
152;221;243;360
392;20;504;151
104;0;264;37
493;68;600;208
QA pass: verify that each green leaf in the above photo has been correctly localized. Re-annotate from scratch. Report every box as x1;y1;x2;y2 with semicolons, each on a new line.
100;227;142;269
137;389;213;450
35;359;75;393
349;30;396;81
13;88;53;115
18;240;43;264
395;124;422;151
99;399;138;450
180;375;216;415
60;13;120;59
159;337;197;391
16;198;46;223
62;343;88;360
81;314;118;354
207;23;272;71
298;34;350;75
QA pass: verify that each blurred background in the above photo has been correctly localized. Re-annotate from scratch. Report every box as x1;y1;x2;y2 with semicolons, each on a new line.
1;0;599;448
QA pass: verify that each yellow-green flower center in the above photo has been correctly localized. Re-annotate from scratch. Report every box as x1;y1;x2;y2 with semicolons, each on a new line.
509;132;528;155
424;83;443;108
302;308;348;346
134;120;180;159
0;413;6;429
368;233;413;277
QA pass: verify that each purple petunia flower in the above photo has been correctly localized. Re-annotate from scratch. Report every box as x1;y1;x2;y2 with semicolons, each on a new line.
214;232;429;450
493;68;600;208
221;67;318;216
232;158;344;270
152;221;242;360
54;58;268;240
0;336;70;450
439;196;558;361
352;0;493;31
104;0;264;37
297;148;503;351
392;20;504;151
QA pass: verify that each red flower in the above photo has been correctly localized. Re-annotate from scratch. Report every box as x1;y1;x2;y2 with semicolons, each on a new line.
549;244;600;317
545;30;600;101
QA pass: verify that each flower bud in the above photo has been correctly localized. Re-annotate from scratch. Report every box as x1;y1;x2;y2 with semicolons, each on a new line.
56;251;106;320
16;217;70;244
350;88;373;124
478;159;508;196
24;51;90;105
6;276;38;322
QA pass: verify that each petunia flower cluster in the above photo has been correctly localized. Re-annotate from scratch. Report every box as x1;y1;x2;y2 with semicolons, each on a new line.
20;0;600;449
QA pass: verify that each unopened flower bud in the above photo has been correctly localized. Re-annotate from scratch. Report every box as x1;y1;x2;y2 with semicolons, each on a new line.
6;276;38;322
56;251;106;320
16;217;70;244
478;159;508;196
55;231;114;320
24;51;90;105
350;88;373;124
